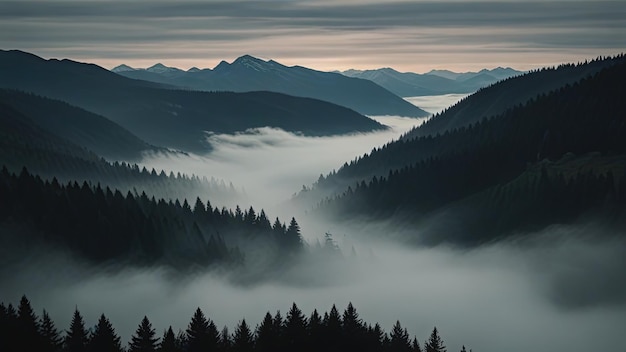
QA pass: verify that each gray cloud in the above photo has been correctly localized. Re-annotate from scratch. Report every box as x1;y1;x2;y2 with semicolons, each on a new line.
0;1;624;71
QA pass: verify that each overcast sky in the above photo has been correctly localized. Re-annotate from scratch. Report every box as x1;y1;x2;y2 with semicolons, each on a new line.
1;0;624;72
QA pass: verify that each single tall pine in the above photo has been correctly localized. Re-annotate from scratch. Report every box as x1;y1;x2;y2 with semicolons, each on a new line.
17;295;42;351
232;319;254;352
424;327;446;352
128;316;160;352
40;310;62;352
65;308;89;352
389;320;412;352
88;314;123;352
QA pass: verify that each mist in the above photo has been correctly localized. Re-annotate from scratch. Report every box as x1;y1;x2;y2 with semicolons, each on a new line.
3;228;624;352
3;94;624;352
139;115;424;220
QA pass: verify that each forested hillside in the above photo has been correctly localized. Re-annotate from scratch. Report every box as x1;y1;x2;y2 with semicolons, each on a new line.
0;104;243;206
310;55;626;244
405;54;625;139
0;90;156;161
0;167;302;268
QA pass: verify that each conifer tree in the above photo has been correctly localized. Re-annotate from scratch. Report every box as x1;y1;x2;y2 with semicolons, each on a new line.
284;303;307;350
40;310;63;352
424;327;446;352
285;217;302;248
412;337;423;352
342;302;365;349
307;309;323;352
65;308;89;352
17;295;42;351
232;319;254;352
219;326;232;352
323;305;342;351
185;308;219;352
255;312;279;352
128;316;159;352
0;303;8;351
158;327;180;352
88;314;123;352
389;321;412;352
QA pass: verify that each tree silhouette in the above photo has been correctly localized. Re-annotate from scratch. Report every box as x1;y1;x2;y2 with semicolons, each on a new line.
185;308;219;352
284;303;308;350
40;310;62;352
232;319;254;352
128;316;159;352
307;309;324;352
65;308;89;352
17;295;41;351
255;312;279;352
219;326;232;352
412;337;423;352
342;302;365;350
88;314;123;352
389;320;412;352
425;327;446;352
158;327;180;352
322;304;342;351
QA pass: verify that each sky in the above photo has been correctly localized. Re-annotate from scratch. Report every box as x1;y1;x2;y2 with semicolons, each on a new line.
1;0;624;73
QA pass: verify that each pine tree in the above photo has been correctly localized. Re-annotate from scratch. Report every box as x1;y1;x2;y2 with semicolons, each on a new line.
307;309;323;352
0;303;10;352
412;337;423;352
40;310;62;352
128;316;159;352
389;321;411;352
185;308;219;352
284;217;302;249
255;312;279;352
322;305;342;351
219;326;232;352
232;319;254;352
424;327;446;352
159;327;179;352
17;295;42;351
284;303;307;350
460;345;467;352
65;308;89;352
88;314;123;352
342;302;365;350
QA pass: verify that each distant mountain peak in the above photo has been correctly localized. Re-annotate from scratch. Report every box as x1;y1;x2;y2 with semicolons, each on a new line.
187;67;201;72
231;55;272;72
111;64;136;73
146;63;181;74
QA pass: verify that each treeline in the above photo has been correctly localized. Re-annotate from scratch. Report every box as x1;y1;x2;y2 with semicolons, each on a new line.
314;54;626;244
0;295;462;352
0;102;245;207
301;53;626;202
0;166;302;267
406;53;626;140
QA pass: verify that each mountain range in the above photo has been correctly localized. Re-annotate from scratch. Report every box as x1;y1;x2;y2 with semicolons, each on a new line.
112;55;428;118
339;67;523;97
0;50;386;153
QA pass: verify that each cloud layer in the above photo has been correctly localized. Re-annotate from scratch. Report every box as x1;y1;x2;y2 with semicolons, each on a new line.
1;1;624;71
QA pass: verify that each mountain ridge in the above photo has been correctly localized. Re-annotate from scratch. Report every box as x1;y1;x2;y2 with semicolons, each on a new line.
113;54;429;118
0;50;386;153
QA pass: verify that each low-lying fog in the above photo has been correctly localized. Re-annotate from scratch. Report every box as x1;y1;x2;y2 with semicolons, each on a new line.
4;230;625;352
4;94;624;351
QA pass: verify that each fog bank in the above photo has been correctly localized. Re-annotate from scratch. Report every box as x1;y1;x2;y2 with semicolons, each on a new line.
2;230;624;352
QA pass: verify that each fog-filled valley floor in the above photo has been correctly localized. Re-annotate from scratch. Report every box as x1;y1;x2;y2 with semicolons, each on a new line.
3;88;625;352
